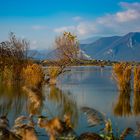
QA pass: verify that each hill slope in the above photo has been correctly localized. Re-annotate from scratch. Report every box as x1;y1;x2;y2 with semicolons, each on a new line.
80;32;140;61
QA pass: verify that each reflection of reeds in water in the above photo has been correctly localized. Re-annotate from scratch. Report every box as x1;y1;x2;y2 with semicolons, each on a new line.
114;91;131;117
0;82;25;119
133;91;140;115
23;86;43;115
113;63;131;92
134;66;140;92
47;85;79;128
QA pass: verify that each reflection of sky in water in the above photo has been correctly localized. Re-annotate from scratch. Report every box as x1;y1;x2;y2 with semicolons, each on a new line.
1;66;140;139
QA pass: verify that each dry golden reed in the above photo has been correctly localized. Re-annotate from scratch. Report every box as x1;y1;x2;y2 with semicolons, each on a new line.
48;66;62;78
0;33;29;84
134;66;140;92
22;64;44;88
47;66;62;85
113;63;132;92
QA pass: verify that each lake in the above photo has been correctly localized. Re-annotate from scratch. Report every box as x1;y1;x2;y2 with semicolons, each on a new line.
0;66;139;139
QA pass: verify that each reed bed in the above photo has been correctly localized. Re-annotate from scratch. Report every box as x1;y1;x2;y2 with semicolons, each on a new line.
134;66;140;92
0;33;29;84
22;64;44;88
47;66;62;85
113;63;132;92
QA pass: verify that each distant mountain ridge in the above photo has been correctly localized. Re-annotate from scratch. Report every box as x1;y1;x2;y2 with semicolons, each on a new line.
80;36;101;44
29;48;91;60
80;32;140;61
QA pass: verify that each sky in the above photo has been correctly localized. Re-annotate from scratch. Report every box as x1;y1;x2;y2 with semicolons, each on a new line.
0;0;140;49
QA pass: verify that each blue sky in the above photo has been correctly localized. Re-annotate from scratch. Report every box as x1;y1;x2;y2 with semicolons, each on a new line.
0;0;140;49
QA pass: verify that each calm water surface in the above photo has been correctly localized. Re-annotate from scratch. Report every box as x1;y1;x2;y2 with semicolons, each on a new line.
0;66;140;139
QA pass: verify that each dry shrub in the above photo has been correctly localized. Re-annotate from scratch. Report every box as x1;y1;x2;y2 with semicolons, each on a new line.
134;66;140;92
55;32;79;61
113;63;132;92
0;33;29;84
22;64;44;88
2;66;13;84
47;66;62;85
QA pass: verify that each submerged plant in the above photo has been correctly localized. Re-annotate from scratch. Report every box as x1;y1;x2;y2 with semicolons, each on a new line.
81;106;105;127
37;115;77;140
12;115;37;140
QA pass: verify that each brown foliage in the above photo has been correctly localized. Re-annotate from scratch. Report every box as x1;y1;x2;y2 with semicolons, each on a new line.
0;33;29;83
55;32;79;62
22;64;44;88
134;66;140;92
113;63;132;92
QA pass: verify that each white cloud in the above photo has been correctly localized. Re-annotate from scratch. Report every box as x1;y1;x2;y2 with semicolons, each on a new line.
54;2;140;37
72;16;83;21
76;22;97;35
119;2;140;10
32;25;48;30
54;26;76;33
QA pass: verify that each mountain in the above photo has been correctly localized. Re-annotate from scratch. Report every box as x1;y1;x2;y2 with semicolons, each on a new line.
28;49;51;60
80;36;121;58
80;36;101;44
80;32;140;61
29;48;91;60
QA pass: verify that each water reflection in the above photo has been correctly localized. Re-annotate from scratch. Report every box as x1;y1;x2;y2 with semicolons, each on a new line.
0;82;26;120
133;91;140;115
44;85;79;128
1;66;140;140
113;90;132;117
60;66;91;83
23;86;44;115
113;90;140;117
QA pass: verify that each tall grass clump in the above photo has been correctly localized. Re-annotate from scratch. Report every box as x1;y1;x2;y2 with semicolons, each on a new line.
22;64;44;88
133;66;140;115
113;63;132;92
134;66;140;92
0;33;29;84
47;66;62;85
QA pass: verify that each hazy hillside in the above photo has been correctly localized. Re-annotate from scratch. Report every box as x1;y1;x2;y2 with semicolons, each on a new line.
80;32;140;61
28;49;51;60
80;36;101;44
29;48;91;60
80;36;121;58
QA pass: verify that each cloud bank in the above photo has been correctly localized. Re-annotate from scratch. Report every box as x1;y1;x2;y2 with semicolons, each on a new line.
54;2;140;37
